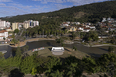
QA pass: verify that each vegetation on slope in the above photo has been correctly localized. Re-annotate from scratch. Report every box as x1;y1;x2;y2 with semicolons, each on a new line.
0;49;116;77
1;1;116;25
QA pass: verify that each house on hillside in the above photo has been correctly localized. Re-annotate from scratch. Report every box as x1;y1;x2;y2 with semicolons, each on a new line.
5;27;12;32
109;27;116;31
90;26;96;30
78;27;84;31
102;18;107;22
60;22;69;28
66;26;77;32
83;28;90;32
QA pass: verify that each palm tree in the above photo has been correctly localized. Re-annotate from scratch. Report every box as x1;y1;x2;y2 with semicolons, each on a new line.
39;31;41;37
59;30;62;36
45;31;48;35
61;31;64;36
34;31;38;37
108;46;115;53
48;29;51;36
72;32;76;40
64;29;67;34
50;70;63;77
56;30;59;36
51;30;53;35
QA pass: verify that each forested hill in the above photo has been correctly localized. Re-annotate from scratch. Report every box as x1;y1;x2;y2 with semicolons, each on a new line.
1;1;116;25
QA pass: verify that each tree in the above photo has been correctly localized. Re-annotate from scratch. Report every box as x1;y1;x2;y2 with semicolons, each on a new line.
15;47;22;56
83;31;98;42
66;63;78;76
45;31;48;35
44;57;62;76
0;52;4;58
72;32;76;40
11;34;15;39
98;53;116;76
22;45;29;52
3;37;5;41
34;30;38;37
9;68;24;77
108;46;115;53
11;39;18;45
56;38;63;45
31;68;37;75
82;57;98;73
14;29;19;34
50;70;63;77
39;31;41;37
20;56;37;74
72;46;77;51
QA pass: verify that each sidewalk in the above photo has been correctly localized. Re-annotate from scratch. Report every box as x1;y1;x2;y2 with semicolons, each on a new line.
84;44;116;47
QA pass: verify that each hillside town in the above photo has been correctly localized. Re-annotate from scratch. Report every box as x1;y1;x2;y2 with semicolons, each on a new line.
0;17;116;44
0;19;39;43
1;1;116;77
0;17;116;77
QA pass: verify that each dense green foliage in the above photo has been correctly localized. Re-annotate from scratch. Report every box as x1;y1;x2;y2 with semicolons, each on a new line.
1;1;116;24
14;29;19;34
72;46;77;51
108;46;115;52
24;26;63;38
83;31;99;42
0;52;116;77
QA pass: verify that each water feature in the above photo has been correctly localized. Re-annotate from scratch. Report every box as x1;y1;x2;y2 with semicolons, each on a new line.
0;45;12;58
0;40;116;58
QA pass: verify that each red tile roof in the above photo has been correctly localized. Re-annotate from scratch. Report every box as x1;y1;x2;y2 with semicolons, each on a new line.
0;30;7;33
5;27;11;29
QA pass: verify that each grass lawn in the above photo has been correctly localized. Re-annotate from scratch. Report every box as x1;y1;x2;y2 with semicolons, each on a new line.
26;47;90;59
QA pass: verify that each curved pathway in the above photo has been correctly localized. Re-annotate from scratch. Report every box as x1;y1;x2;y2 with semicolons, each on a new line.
84;44;116;47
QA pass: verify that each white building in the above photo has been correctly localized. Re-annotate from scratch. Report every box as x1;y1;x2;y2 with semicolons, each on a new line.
51;47;64;55
0;30;8;40
0;19;10;28
90;26;96;30
102;18;107;22
78;27;84;31
6;21;10;27
83;28;90;32
0;20;6;28
33;21;39;26
75;22;80;25
61;22;69;27
24;20;39;28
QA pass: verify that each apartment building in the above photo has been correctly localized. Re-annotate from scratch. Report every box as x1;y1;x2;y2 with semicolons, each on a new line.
12;22;19;31
0;19;10;28
33;21;39;26
23;22;30;29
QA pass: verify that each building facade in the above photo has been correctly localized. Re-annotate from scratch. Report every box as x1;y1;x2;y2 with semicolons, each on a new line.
0;30;8;40
23;22;30;29
33;21;39;26
0;20;6;28
12;22;19;31
0;19;10;28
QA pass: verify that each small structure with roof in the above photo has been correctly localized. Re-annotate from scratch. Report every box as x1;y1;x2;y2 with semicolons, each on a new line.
51;47;64;55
